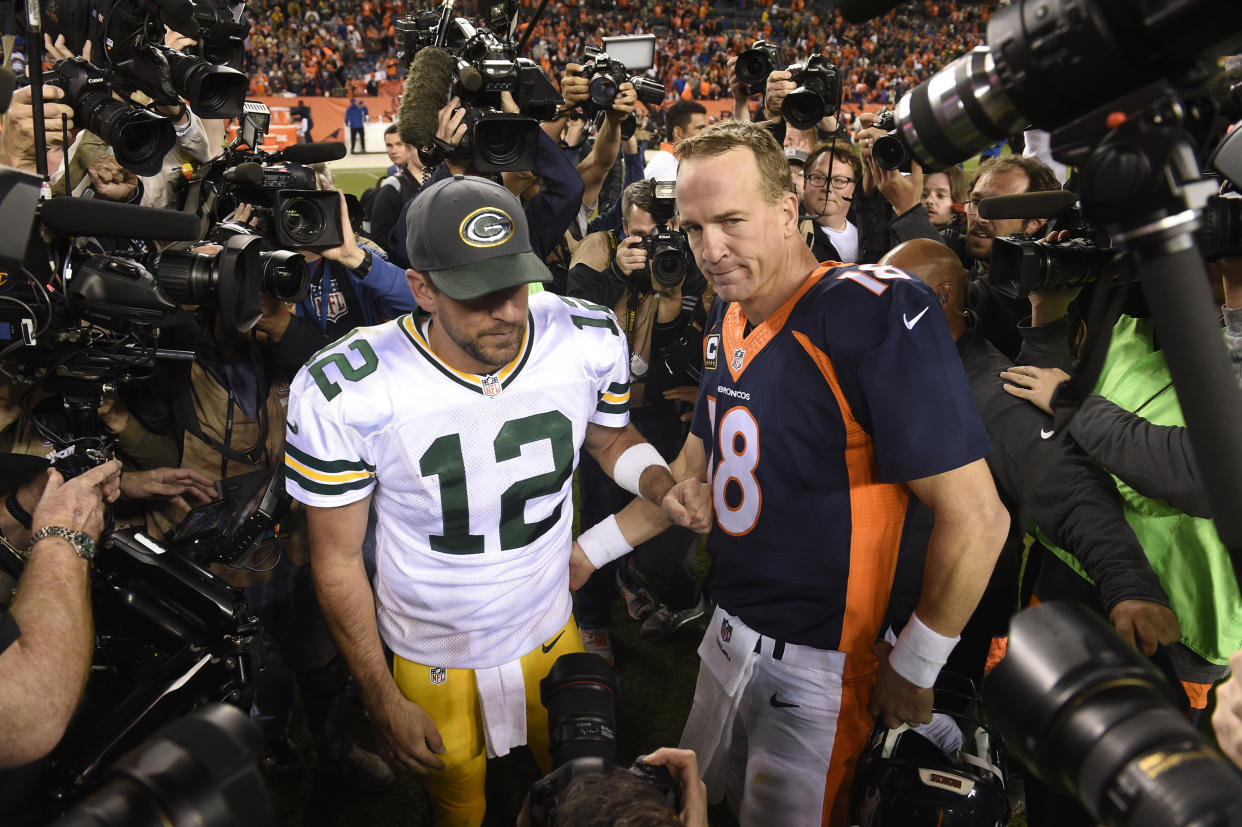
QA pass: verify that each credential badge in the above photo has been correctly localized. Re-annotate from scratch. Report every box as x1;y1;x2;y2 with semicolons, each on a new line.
430;666;447;685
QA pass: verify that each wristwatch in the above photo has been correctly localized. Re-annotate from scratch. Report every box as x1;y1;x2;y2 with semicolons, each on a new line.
30;526;97;561
354;248;373;279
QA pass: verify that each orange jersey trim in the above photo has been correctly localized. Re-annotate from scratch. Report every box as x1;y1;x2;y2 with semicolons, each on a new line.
721;266;829;383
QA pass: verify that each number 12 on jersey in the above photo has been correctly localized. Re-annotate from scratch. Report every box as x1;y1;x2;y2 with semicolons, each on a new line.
706;397;761;536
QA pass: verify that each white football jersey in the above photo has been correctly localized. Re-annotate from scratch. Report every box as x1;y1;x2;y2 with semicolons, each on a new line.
284;292;630;669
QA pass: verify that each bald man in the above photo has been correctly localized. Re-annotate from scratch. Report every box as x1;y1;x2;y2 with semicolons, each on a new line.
880;240;1179;687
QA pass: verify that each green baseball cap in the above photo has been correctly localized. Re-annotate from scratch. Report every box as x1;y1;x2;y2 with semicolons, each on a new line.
405;174;551;301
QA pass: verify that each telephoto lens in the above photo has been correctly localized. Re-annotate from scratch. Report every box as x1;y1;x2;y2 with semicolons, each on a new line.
539;651;619;768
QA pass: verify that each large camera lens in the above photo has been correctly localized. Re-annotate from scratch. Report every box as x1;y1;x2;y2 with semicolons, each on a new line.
470;112;539;172
278;197;327;246
735;48;774;91
539;652;619;769
56;704;272;827
589;74;618;109
260;250;309;302
79;92;175;179
984;602;1242;825
871;131;909;172
165;48;247;119
151;249;219;306
782;86;826;130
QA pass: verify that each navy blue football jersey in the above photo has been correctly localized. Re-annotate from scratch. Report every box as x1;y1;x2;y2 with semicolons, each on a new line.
690;263;990;661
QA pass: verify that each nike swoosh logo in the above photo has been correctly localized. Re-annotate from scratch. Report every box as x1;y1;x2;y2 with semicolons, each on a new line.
903;307;929;329
1040;428;1055;440
288;421;299;435
542;631;566;654
769;692;799;709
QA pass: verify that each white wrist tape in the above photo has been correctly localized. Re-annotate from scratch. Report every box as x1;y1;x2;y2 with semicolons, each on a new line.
576;514;634;569
888;612;960;689
612;442;670;499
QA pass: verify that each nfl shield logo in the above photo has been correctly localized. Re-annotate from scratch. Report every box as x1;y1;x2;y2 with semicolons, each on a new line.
430;667;447;685
481;375;501;397
721;618;733;643
730;348;746;371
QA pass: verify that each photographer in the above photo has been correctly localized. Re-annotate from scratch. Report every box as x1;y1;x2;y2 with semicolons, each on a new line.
0;460;121;770
389;92;586;271
567;179;708;659
227;193;417;377
857;128;1064;359
996;259;1242;734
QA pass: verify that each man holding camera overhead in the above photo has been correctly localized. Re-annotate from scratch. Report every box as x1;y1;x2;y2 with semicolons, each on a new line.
568;179;710;661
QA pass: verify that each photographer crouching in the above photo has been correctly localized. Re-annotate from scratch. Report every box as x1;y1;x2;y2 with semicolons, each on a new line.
567;179;709;661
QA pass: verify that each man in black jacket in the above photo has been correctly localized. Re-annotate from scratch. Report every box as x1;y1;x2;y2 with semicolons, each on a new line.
879;240;1179;683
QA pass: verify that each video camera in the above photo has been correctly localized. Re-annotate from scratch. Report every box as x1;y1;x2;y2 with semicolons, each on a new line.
395;2;562;172
576;44;665;118
637;179;691;290
528;653;680;826
733;41;841;129
188;101;344;262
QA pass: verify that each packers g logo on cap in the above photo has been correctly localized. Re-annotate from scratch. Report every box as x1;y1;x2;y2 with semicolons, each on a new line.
460;208;515;248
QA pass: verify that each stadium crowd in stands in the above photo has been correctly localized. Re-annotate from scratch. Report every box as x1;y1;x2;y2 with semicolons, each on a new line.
244;0;987;107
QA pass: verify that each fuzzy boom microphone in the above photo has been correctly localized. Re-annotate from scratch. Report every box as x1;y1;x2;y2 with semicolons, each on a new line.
399;47;457;149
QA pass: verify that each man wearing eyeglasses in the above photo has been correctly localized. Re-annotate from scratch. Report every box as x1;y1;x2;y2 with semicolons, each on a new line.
800;142;864;265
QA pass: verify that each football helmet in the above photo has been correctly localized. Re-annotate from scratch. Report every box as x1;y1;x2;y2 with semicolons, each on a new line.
852;683;1010;826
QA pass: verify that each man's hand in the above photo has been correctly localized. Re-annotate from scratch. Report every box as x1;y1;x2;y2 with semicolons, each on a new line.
1000;365;1071;416
0;85;76;172
1110;599;1180;657
435;96;468;149
663;386;699;422
254;291;294;343
1213;649;1242;768
312;191;366;269
44;33;91;63
31;459;123;543
868;640;934;729
164;24;198;51
120;467;217;519
560;63;590;111
641;748;709;827
762;70;795;121
569;540;595;591
615;235;647;276
606;82;637;124
726;56;749;104
372;695;447;774
87;155;139;202
660;478;712;532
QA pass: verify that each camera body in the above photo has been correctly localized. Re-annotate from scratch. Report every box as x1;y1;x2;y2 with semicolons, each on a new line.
736;39;783;95
528;653;681;826
783;54;841;130
577;45;666;117
1197;193;1242;259
989;233;1117;297
636;181;690;290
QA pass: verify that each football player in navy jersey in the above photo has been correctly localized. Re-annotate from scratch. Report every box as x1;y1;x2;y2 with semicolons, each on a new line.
575;121;1010;826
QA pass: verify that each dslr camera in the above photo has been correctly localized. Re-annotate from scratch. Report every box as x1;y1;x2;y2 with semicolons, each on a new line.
782;54;841;130
39;57;176;178
871;109;913;173
637;180;692;290
528;653;680;825
576;45;665;118
734;39;783;95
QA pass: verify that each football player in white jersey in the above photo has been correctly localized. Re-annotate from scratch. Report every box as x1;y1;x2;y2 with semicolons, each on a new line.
285;175;710;826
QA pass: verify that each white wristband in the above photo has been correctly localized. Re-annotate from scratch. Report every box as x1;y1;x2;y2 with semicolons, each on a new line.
612;442;670;499
888;613;960;689
576;514;634;569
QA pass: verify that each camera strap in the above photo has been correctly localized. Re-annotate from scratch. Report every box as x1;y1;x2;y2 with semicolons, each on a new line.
173;348;272;473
